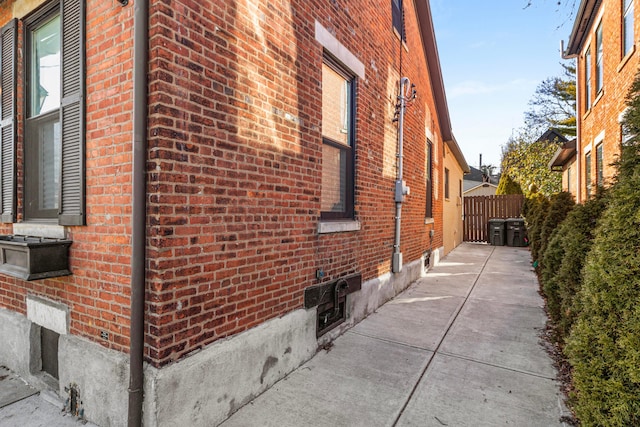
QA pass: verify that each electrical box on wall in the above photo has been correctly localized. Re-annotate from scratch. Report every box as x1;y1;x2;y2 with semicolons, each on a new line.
394;180;410;203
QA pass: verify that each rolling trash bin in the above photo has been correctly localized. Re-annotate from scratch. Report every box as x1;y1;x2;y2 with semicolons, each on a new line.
506;218;527;247
487;219;506;246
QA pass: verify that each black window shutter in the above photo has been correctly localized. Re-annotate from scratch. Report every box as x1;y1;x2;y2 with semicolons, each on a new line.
59;0;85;226
0;19;16;224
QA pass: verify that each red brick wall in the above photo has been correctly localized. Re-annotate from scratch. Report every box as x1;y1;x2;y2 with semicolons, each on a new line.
146;0;445;366
0;0;449;369
577;0;640;200
0;0;135;354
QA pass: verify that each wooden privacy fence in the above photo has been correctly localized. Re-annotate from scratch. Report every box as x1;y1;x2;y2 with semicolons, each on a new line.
463;194;525;242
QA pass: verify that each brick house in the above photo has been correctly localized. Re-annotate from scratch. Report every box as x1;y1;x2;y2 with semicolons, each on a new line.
0;0;467;425
561;0;639;202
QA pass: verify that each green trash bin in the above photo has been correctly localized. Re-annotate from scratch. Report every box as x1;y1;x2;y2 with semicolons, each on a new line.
506;218;527;247
487;219;506;246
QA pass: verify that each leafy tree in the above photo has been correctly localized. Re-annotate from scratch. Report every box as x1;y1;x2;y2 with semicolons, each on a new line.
525;63;577;137
501;128;562;198
480;164;497;183
496;173;523;195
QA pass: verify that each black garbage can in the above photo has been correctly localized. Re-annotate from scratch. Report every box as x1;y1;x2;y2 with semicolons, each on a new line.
487;219;506;246
506;218;527;247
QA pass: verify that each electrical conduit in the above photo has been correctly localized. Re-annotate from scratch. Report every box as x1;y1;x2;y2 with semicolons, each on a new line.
392;77;415;273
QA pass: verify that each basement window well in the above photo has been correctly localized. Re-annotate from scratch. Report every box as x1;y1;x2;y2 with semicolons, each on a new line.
41;327;60;380
26;296;68;386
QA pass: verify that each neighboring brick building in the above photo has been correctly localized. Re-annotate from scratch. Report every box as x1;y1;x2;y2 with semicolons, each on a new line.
561;0;639;202
0;0;467;425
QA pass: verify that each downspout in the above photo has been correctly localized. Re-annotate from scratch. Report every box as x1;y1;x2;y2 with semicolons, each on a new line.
562;43;580;202
392;77;415;273
128;0;149;425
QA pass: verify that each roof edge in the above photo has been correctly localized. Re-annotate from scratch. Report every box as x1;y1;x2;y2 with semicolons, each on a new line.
414;0;470;173
564;0;602;56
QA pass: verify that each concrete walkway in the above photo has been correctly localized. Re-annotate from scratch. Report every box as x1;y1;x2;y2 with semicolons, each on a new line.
220;243;571;426
0;366;95;427
0;243;569;426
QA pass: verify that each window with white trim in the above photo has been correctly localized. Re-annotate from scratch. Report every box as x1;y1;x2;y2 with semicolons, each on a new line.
595;143;603;188
585;46;592;110
623;0;634;57
595;22;603;94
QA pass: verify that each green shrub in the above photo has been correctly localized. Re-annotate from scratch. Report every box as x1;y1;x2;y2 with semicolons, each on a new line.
554;191;608;341
524;193;550;264
538;192;574;268
565;156;640;424
496;173;523;195
564;67;640;426
540;191;608;340
540;222;568;323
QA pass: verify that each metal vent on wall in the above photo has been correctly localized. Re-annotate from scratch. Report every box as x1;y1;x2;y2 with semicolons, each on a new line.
304;273;362;337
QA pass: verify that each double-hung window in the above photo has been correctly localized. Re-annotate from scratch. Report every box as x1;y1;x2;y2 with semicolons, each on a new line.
623;0;634;57
425;140;433;218
0;0;85;225
595;143;604;188
26;11;61;220
595;22;603;94
392;0;405;41
584;46;592;110
321;59;355;220
444;168;450;200
585;151;592;198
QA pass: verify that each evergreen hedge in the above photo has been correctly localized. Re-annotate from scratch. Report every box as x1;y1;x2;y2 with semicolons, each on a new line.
555;192;608;341
538;192;574;269
564;70;640;425
540;223;566;323
565;147;640;425
541;191;607;341
524;193;550;265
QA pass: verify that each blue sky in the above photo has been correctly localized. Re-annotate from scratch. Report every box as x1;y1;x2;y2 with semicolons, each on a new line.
430;0;578;170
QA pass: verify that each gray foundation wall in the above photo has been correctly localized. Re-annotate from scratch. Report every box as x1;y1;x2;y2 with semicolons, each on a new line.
0;248;442;427
0;309;40;377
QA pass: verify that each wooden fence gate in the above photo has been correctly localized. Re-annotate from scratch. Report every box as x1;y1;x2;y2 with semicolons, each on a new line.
463;194;525;242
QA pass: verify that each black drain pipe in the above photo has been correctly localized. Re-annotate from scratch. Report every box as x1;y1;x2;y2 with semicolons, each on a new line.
128;0;149;425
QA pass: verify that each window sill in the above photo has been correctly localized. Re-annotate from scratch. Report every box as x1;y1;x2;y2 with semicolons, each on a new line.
392;27;408;52
0;235;72;280
617;45;635;73
13;223;66;239
593;89;604;107
318;220;361;234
